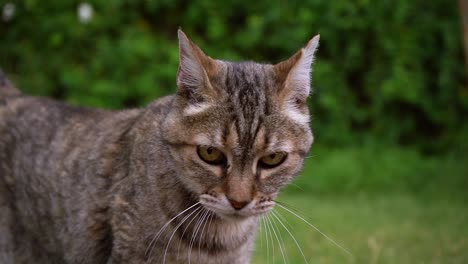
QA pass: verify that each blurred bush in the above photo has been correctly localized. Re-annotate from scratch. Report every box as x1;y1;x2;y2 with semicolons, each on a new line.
1;0;466;154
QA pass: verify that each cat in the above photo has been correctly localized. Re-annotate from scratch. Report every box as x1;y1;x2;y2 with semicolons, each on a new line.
0;29;319;264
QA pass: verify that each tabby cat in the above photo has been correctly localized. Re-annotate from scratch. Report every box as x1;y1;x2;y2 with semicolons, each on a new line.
0;30;319;264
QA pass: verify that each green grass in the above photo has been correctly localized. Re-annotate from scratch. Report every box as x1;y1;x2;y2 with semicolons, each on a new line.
252;193;468;264
251;146;467;263
287;145;467;198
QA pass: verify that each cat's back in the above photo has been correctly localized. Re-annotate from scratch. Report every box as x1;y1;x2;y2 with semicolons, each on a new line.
0;70;171;190
0;86;129;166
0;71;106;136
0;73;149;263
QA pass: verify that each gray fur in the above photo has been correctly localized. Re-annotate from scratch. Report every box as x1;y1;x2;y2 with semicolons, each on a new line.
0;30;318;264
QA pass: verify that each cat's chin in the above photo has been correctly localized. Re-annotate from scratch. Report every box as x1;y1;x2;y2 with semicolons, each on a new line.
214;211;252;222
198;205;249;222
200;205;269;223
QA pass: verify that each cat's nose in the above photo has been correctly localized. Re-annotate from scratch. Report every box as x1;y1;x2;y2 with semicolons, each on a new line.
228;198;249;210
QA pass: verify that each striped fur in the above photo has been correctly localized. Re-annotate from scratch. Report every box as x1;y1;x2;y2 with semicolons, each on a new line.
0;30;319;264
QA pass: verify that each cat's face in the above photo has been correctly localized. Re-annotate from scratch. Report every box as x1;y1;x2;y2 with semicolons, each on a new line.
163;30;319;221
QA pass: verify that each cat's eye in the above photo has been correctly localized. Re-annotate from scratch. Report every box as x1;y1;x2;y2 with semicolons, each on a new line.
197;146;226;165
259;152;287;168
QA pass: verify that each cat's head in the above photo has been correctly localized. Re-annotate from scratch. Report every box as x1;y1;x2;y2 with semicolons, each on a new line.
162;30;319;221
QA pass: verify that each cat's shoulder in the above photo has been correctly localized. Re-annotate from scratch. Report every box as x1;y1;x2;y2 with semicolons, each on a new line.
145;95;175;116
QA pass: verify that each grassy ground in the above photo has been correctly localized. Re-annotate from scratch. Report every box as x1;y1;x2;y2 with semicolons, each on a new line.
252;193;468;264
250;146;467;263
289;145;467;197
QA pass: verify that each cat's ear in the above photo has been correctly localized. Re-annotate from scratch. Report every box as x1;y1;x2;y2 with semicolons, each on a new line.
176;29;220;103
274;35;320;104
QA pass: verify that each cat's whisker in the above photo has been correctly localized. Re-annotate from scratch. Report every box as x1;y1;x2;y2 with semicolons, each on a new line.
271;210;309;264
197;210;215;261
145;202;200;260
187;212;203;264
262;217;270;264
265;214;277;263
205;210;215;245
186;208;206;264
269;213;288;264
275;200;306;215
274;208;295;231
176;206;206;262
266;215;286;263
258;216;263;251
161;206;204;264
275;203;352;256
288;183;305;192
188;209;209;264
197;211;212;261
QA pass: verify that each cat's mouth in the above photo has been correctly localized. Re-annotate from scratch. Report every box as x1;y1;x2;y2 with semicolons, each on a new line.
215;211;250;221
198;194;275;220
203;206;253;221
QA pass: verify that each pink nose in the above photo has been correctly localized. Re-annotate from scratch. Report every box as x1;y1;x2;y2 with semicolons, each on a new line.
228;199;249;210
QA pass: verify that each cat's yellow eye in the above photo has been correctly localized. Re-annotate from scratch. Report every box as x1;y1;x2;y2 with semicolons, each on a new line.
197;146;226;165
259;152;287;168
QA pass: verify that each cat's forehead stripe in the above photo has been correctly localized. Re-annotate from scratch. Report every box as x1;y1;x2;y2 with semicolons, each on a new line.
224;63;268;132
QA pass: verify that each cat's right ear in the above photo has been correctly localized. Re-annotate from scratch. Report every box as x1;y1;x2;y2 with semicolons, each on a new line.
176;30;220;105
273;34;320;101
272;35;320;125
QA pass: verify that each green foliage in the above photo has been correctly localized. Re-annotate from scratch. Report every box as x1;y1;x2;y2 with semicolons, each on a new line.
1;0;466;152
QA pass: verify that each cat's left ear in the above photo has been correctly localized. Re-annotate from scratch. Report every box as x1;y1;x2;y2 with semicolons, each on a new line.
273;35;320;105
176;29;221;103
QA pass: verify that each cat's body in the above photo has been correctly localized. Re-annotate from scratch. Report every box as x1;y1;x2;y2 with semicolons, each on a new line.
0;30;319;264
0;92;254;263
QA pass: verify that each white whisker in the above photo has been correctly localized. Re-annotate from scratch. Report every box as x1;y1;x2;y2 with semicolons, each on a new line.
145;202;201;261
176;207;204;262
261;217;270;264
267;215;276;264
188;209;209;264
275;209;295;231
186;208;205;264
197;211;212;261
258;216;263;250
272;210;308;264
205;211;215;242
288;182;305;192
162;206;204;264
266;214;286;263
276;203;352;256
269;213;288;263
